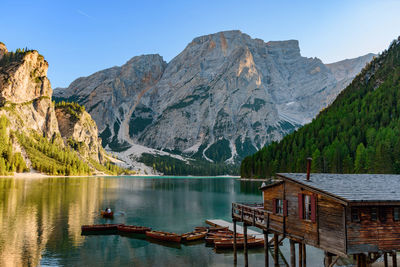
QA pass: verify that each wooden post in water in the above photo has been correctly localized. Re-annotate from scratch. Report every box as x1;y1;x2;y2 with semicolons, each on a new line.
244;223;248;267
264;230;269;267
298;242;303;267
274;233;279;267
233;219;237;263
393;251;398;267
290;239;296;267
302;243;306;267
384;252;388;267
324;251;332;267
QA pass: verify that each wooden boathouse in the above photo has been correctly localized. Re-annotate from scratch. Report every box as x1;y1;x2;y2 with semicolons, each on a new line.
232;160;400;267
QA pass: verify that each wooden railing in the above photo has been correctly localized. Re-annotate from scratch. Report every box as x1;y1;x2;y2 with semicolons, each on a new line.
232;202;269;228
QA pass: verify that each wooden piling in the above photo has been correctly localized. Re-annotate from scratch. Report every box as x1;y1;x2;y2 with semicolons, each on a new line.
274;233;279;267
233;219;237;263
290;239;296;267
384;252;388;267
302;243;306;267
393;251;397;267
244;223;248;267
298;242;303;267
324;251;332;267
264;230;269;267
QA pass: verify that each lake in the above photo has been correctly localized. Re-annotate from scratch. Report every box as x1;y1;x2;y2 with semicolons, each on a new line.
0;176;324;266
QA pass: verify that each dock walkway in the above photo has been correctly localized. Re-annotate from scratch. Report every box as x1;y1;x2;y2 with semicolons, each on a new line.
205;219;271;241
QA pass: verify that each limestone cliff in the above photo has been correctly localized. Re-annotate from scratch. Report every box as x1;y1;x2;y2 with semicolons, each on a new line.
0;48;59;137
0;43;106;173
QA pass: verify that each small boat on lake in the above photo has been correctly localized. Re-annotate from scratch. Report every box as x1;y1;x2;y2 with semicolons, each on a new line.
117;225;151;234
81;224;121;232
101;211;114;218
146;230;182;243
181;231;207;241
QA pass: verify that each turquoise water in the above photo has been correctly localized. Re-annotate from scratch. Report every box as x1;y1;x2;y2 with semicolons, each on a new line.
0;176;323;266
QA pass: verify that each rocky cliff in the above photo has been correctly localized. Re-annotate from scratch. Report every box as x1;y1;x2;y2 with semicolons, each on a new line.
55;103;104;163
54;30;375;166
0;48;59;137
0;43;106;174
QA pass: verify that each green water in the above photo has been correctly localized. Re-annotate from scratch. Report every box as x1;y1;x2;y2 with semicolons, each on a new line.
0;176;323;266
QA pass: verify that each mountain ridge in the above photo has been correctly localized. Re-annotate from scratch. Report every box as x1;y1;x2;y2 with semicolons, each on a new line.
53;30;375;174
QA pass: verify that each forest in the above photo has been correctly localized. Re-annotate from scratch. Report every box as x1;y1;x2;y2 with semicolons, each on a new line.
241;37;400;178
0;115;28;175
140;153;238;176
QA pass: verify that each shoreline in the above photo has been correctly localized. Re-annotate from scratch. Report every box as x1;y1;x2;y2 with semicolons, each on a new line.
0;172;241;179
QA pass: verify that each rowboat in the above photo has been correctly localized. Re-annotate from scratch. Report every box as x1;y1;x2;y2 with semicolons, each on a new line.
181;231;207;241
214;238;264;249
81;224;121;232
101;211;114;218
195;226;229;232
205;235;232;245
117;225;151;234
146;231;182;243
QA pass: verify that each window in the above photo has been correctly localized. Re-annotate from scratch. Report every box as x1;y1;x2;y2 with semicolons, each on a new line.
298;193;316;222
273;198;287;216
394;207;400;221
276;199;283;214
371;207;378;221
379;207;387;222
304;195;312;220
351;207;360;222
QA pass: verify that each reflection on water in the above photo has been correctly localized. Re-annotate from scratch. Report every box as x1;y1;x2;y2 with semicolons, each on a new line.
0;177;322;267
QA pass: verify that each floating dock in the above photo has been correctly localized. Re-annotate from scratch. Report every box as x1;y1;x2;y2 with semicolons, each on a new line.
205;219;271;242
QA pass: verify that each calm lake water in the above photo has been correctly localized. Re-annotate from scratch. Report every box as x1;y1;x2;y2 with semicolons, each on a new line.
0;176;324;267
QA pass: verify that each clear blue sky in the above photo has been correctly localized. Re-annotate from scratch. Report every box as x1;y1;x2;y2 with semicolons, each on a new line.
1;0;399;88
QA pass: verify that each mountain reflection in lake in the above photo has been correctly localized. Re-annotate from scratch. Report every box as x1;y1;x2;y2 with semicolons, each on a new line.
0;177;323;267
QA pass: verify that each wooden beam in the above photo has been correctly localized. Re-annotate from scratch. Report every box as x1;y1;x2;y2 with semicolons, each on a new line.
264;230;269;267
274;233;279;267
393;251;397;267
290;240;296;267
233;219;237;263
244;223;248;267
302;243;306;267
298;242;303;267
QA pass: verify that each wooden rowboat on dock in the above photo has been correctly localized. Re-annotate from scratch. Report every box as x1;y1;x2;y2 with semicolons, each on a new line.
145;231;182;243
81;224;121;232
117;225;151;234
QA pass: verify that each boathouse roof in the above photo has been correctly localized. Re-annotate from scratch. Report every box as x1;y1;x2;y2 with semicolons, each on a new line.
276;173;400;202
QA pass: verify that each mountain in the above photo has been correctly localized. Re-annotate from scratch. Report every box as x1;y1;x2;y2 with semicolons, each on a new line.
53;31;374;173
0;42;126;176
240;37;400;178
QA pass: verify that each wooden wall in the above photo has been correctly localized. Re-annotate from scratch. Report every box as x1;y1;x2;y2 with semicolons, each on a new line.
347;206;400;254
262;181;347;255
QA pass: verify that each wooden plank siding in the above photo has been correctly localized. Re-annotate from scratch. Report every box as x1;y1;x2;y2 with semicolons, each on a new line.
347;206;400;253
317;194;346;255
